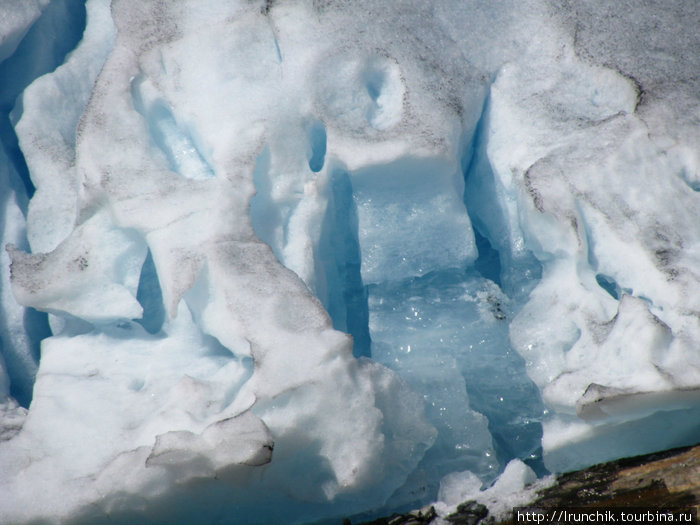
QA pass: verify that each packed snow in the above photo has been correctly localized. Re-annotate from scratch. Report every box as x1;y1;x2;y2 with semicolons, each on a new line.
0;0;698;523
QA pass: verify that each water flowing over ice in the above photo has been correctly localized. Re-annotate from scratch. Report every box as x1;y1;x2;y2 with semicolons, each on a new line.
0;0;698;523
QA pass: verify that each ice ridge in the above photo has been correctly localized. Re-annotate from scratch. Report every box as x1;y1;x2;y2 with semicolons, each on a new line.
0;1;698;524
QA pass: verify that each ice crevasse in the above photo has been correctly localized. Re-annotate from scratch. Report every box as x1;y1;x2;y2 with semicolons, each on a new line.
0;0;698;523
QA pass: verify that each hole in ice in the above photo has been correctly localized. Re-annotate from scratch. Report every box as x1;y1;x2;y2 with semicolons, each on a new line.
24;307;50;363
361;58;404;130
143;101;215;180
129;378;145;392
0;0;87;203
457;94;545;472
595;273;621;300
365;70;383;102
462;94;542;299
250;148;369;357
3;307;51;408
317;170;371;358
307;120;326;173
677;166;700;192
135;250;165;334
473;228;502;287
130;75;214;181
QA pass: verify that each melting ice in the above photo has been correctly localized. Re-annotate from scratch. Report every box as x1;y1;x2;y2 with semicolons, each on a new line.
0;0;699;524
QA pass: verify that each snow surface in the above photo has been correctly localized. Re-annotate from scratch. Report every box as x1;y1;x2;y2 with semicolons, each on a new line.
0;0;698;523
435;459;554;523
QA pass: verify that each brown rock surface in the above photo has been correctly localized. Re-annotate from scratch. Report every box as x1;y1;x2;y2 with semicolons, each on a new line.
499;443;699;525
532;443;699;511
347;443;700;525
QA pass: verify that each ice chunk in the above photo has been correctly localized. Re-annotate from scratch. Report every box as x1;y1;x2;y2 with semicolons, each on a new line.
543;295;675;411
435;459;548;523
542;402;700;473
368;270;545;487
2;0;699;522
0;0;87;205
0;2;439;522
350;156;476;285
0;0;49;63
146;411;274;482
480;10;700;471
0;397;27;442
0;144;43;408
15;0;115;253
0;309;257;521
8;210;147;324
438;470;483;507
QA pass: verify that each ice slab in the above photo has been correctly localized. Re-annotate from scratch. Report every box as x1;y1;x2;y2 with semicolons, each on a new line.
0;137;41;408
435;459;553;523
0;0;49;63
368;269;545;481
1;2;442;523
0;0;699;523
350;157;476;285
15;0;115;253
479;8;700;471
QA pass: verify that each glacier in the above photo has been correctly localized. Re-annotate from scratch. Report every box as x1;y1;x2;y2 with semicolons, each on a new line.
0;0;698;523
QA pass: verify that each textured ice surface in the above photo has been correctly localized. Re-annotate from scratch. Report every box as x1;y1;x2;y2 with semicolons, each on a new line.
0;0;699;523
0;0;49;63
435;459;554;523
15;0;114;254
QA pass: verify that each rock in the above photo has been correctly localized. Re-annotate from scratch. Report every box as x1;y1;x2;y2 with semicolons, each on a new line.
350;505;437;525
345;443;699;525
445;501;492;525
531;443;699;511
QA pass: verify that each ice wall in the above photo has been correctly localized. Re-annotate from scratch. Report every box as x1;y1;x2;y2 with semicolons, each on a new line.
1;1;439;523
482;2;700;471
0;0;698;523
0;0;86;414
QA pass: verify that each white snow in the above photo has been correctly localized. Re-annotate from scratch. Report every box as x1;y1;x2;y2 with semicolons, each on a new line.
435;459;554;523
15;0;115;254
0;0;49;63
0;0;698;523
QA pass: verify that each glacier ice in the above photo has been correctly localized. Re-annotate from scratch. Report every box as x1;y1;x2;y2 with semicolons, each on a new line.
435;459;550;523
0;0;699;523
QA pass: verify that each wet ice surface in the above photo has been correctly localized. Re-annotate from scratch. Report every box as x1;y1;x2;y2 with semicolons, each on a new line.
0;0;698;523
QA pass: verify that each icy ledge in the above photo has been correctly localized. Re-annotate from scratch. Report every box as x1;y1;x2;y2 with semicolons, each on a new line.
361;444;700;525
0;0;699;523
